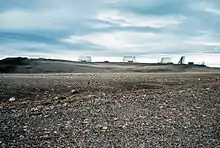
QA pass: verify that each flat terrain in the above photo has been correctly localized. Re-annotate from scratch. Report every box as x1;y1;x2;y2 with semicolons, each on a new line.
0;73;219;147
1;57;220;73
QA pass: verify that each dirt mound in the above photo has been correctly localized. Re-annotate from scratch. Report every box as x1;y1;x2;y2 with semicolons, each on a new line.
0;57;30;73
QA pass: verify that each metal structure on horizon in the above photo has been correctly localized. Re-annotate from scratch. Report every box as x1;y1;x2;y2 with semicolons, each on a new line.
160;57;173;64
78;56;92;63
123;56;136;63
178;56;186;64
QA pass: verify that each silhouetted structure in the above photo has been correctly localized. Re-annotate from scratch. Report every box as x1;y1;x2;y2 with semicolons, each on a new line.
160;57;173;64
178;56;186;64
123;56;136;63
188;62;194;65
78;56;92;63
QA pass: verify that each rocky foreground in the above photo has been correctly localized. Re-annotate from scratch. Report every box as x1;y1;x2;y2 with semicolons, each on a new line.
0;73;219;148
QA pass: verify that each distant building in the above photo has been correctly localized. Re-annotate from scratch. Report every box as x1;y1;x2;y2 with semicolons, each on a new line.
160;57;173;64
123;56;136;63
188;62;194;65
78;56;92;63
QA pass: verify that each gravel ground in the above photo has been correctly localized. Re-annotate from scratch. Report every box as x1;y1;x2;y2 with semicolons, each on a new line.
0;73;220;148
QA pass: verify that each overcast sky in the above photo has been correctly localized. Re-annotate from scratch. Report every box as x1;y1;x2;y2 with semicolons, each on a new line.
1;0;220;66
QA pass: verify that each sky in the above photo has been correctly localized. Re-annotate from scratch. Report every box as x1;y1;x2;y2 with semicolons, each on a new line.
1;0;220;67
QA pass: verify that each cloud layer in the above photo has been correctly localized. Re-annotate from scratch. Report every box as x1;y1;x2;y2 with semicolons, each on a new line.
1;0;220;66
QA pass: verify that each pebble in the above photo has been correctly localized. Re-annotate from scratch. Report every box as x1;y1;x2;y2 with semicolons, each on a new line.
20;135;25;139
9;97;16;102
122;125;127;129
83;119;89;124
57;96;66;100
71;89;78;94
102;126;108;130
63;103;68;107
